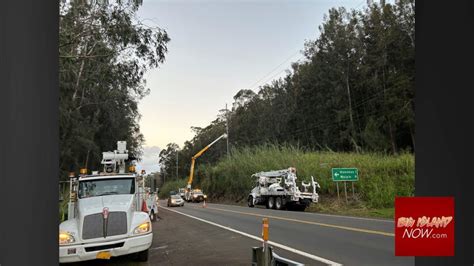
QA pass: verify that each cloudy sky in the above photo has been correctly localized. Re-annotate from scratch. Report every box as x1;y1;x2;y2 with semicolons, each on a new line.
135;0;370;172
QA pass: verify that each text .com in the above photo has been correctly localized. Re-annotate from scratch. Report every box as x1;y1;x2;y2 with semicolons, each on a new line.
402;228;448;239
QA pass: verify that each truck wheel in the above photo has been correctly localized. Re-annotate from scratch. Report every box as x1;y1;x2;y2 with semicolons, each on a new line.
248;196;255;207
149;210;156;222
267;197;275;209
275;197;283;210
134;249;149;262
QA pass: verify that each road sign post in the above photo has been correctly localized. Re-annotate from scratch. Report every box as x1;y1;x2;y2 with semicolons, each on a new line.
344;181;348;204
332;168;358;203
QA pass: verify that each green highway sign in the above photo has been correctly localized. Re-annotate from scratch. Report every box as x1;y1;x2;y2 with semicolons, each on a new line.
332;168;358;181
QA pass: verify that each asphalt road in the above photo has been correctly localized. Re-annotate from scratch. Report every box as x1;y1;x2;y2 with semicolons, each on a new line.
65;203;317;265
158;200;413;266
64;200;413;265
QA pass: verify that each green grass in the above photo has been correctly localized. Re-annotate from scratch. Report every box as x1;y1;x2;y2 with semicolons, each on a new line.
307;196;395;219
197;144;414;210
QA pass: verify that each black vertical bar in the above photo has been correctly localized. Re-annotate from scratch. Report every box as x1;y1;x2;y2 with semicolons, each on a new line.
0;1;59;265
416;0;474;265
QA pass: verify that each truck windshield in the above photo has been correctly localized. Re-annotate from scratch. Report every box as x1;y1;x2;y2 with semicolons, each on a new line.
78;178;135;198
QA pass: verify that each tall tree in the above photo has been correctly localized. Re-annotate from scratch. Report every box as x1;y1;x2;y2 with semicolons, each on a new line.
59;1;170;178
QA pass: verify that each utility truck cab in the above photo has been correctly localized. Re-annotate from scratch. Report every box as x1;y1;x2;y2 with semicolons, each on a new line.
188;188;207;203
59;141;153;263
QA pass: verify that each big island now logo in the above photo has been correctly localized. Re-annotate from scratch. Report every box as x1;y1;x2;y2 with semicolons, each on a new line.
395;197;454;256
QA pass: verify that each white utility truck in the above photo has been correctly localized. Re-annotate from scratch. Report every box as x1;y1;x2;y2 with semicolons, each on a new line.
187;188;207;203
247;167;320;211
59;141;154;263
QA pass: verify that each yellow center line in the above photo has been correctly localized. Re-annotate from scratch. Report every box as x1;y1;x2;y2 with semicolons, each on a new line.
192;205;394;237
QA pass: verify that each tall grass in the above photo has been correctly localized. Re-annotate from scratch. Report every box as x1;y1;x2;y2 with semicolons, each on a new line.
197;144;414;208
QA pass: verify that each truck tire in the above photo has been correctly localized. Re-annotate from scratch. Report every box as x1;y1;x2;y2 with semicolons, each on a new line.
149;210;156;222
275;197;283;210
248;196;255;207
134;249;149;262
267;197;275;209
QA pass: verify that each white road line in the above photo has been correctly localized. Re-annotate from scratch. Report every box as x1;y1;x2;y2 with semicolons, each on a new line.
208;202;393;223
160;206;342;266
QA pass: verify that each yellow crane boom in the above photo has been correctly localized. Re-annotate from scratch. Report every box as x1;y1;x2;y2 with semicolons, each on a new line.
186;133;227;190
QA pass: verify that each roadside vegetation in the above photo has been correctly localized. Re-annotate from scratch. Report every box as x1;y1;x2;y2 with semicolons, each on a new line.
158;179;187;199
198;145;413;215
158;145;413;218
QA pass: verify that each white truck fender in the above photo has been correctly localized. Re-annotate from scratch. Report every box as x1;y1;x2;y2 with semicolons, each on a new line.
59;219;79;238
130;211;152;234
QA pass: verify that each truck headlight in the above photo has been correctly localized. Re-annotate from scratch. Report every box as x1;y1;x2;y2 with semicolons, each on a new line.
204;195;207;199
133;221;151;235
59;231;75;245
193;195;197;198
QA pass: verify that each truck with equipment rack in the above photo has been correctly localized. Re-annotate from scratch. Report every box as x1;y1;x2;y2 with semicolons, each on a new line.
59;141;154;263
247;167;320;211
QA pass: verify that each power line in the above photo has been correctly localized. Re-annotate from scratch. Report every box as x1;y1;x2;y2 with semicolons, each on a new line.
257;56;306;89
277;107;404;140
248;49;302;89
351;87;397;109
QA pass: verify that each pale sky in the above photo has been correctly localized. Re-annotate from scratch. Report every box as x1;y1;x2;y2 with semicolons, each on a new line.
135;0;370;172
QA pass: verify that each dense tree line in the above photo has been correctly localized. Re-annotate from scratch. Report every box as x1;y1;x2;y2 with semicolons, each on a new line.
59;1;169;179
160;1;414;182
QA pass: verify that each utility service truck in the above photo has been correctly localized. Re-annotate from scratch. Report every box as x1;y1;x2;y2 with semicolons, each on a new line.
59;141;155;263
247;167;320;211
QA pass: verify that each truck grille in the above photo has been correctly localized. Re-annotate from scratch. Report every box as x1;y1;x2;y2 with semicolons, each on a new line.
82;212;127;240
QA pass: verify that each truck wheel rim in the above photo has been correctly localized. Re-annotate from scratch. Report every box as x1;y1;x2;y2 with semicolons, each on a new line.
276;198;281;209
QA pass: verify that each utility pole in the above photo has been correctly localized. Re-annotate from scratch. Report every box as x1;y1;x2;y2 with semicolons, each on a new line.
225;103;230;158
176;149;179;179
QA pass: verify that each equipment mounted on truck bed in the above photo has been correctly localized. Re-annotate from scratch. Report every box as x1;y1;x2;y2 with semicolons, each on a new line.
247;167;320;211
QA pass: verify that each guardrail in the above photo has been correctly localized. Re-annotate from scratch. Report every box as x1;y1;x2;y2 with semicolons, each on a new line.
251;217;305;266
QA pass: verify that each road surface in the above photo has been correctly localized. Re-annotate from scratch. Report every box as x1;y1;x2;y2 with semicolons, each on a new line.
158;201;413;266
64;201;413;265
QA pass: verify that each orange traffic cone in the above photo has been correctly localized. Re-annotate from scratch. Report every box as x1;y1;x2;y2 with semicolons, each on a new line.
202;200;207;208
141;199;148;213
